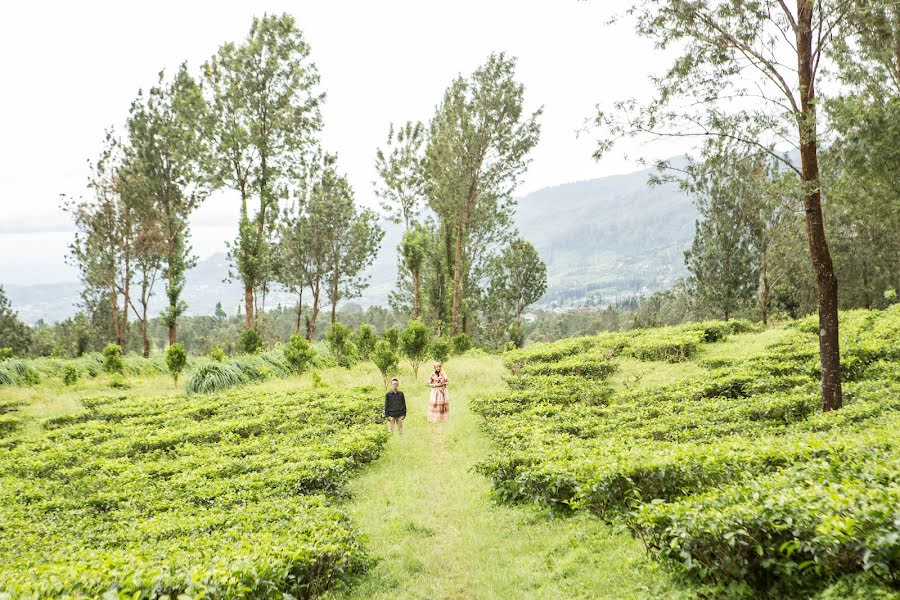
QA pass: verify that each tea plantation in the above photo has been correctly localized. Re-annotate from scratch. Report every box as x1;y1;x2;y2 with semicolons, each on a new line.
475;307;900;598
0;385;388;598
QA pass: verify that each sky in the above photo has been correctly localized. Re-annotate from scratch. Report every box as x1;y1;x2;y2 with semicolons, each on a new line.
0;0;689;285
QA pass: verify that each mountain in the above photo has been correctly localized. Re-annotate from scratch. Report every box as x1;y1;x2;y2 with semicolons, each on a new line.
6;163;696;323
515;164;696;306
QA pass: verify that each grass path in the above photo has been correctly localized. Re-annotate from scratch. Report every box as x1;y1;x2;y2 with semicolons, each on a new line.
325;354;683;599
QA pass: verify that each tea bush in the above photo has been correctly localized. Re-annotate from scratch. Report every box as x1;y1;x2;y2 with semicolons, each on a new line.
473;307;900;596
0;385;388;597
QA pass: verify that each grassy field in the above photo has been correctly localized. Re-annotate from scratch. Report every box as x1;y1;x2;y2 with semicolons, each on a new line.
1;310;897;598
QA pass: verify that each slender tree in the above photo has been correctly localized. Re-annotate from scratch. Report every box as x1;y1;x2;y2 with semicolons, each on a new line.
203;14;324;331
126;65;207;345
425;53;542;334
595;0;859;410
375;121;427;230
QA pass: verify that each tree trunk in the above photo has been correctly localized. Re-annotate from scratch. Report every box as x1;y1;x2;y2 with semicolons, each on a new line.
797;0;842;411
306;284;320;341
244;285;254;331
141;305;150;358
861;261;871;309
295;292;304;334
450;222;465;334
111;284;122;347
331;299;337;324
760;256;770;326
412;269;421;320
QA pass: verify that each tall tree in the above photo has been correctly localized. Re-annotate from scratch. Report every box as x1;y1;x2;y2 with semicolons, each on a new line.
203;14;324;331
126;65;207;345
492;238;548;327
595;0;859;410
425;53;542;334
375;121;427;230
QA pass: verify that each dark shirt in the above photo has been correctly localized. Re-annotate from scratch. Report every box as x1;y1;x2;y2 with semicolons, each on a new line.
384;390;406;418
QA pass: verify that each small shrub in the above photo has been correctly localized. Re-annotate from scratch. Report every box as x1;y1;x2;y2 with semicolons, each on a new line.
0;348;13;360
312;371;325;388
165;343;188;383
354;324;377;361
239;329;263;354
284;335;316;374
382;327;400;352
102;344;124;375
371;340;399;387
325;323;357;368
62;364;79;386
430;338;451;363
209;347;226;362
451;333;473;355
108;374;130;389
400;320;430;379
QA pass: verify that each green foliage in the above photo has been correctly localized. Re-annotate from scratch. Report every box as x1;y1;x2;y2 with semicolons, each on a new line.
108;373;130;389
400;320;430;378
0;359;40;386
474;307;900;597
185;362;248;394
430;338;450;363
451;333;473;355
354;323;377;361
101;343;124;375
284;334;316;374
239;329;263;354
325;322;358;369
382;327;400;353
0;385;388;596
209;347;226;362
62;364;79;386
0;348;12;360
371;340;400;387
165;343;188;383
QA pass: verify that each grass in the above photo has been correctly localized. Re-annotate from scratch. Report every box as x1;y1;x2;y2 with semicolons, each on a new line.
322;353;686;599
0;352;687;597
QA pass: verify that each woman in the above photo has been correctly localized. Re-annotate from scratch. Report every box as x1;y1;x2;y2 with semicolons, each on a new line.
427;361;449;423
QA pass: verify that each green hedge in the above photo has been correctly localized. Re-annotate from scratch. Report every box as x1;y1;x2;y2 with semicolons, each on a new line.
0;386;388;597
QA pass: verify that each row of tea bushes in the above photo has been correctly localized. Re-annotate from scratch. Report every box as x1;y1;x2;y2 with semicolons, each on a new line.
475;307;900;597
0;385;388;597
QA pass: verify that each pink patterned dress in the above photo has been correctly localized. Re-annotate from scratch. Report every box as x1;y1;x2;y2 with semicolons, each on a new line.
427;372;449;423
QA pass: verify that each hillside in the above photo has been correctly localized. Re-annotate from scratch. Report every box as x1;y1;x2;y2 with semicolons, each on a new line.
6;162;696;323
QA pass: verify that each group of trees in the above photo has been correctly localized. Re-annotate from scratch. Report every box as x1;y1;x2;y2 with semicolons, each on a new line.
376;53;548;347
62;14;383;356
596;0;900;411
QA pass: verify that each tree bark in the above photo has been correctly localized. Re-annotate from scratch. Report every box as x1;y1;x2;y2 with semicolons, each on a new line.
111;283;122;347
450;222;465;334
244;285;254;331
141;308;150;358
306;283;320;341
760;256;770;326
796;0;842;411
412;269;421;319
331;299;337;324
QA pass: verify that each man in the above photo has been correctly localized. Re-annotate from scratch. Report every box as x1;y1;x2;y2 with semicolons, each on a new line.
384;377;407;434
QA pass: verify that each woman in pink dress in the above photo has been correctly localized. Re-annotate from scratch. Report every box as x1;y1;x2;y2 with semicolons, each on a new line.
427;362;449;423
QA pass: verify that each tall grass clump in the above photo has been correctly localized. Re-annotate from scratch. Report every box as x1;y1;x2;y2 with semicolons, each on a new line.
185;362;248;394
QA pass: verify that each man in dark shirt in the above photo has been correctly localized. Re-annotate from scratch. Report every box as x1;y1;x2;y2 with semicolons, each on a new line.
384;377;406;435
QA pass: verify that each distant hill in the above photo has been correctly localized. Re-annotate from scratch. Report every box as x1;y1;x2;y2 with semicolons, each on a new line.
515;164;695;306
7;162;696;323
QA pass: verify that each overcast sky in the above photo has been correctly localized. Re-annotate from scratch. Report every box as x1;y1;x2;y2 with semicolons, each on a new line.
0;0;689;284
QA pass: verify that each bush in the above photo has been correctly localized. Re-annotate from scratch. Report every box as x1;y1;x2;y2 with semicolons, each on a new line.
284;335;316;375
108;374;130;389
209;347;226;362
185;362;248;394
400;320;430;379
354;324;377;361
0;359;40;386
0;386;389;597
451;333;473;355
239;329;263;354
102;343;124;375
62;364;79;386
165;343;188;383
0;348;12;359
371;340;399;387
326;323;358;369
382;327;400;353
430;338;451;363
